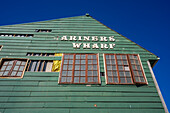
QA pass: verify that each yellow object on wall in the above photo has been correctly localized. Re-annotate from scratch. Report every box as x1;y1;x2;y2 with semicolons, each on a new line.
52;60;61;72
52;53;62;72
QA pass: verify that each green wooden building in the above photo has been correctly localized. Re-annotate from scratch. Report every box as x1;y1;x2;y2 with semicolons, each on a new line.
0;14;168;113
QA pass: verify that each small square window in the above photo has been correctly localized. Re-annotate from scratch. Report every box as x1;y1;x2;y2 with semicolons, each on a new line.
0;58;28;78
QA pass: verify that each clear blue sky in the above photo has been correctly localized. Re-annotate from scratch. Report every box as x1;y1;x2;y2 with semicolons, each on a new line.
0;0;169;110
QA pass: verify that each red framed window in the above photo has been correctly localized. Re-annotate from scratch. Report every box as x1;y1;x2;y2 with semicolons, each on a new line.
59;54;100;84
104;54;147;84
0;58;28;78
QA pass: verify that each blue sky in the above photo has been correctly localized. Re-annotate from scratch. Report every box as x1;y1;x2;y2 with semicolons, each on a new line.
0;0;170;110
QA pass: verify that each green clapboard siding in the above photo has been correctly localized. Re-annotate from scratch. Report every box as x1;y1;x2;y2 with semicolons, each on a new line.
0;15;164;113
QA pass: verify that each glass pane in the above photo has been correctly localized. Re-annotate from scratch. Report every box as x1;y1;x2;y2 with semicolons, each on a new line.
21;62;26;65
81;60;86;64
133;71;138;76
80;77;85;83
68;65;72;70
61;77;66;82
93;77;98;83
88;71;93;76
63;65;67;70
93;65;97;70
107;71;112;76
118;66;123;70
9;61;14;65
92;55;97;59
13;66;19;70
120;77;126;83
11;71;17;76
64;60;68;64
76;55;80;59
119;71;124;76
80;71;85;76
62;71;67;76
125;71;131;77
67;71;72;76
68;60;73;64
74;71;79;76
105;55;110;59
106;60;111;64
88;65;92;70
88;55;92;59
93;71;98;76
64;55;69;59
107;66;112;70
88;77;93;82
135;60;139;65
113;77;119;83
0;72;3;76
138;71;143;76
81;55;86;59
122;55;127;59
130;60;135;64
16;72;22;77
88;60;92;64
16;61;21;65
123;60;128;65
137;65;141;70
112;66;117;70
132;65;136;70
1;66;6;70
112;71;118;76
111;60;116;64
19;66;24;71
6;65;12;70
74;77;79;83
111;55;115;59
3;71;9;76
69;55;74;59
93;60;97;64
116;55;121;59
3;61;9;65
117;60;122;65
75;60;80;64
133;55;138;59
126;78;132;83
75;65;80;70
108;77;113;83
140;77;145;82
67;77;72;82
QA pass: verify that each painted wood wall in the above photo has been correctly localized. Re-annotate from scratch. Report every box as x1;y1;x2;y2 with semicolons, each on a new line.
0;15;165;113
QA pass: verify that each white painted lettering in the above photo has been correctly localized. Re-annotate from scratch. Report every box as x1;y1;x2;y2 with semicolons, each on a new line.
109;36;115;41
72;43;82;48
92;36;98;41
83;43;90;48
69;36;77;41
101;44;109;49
83;36;90;41
92;43;99;49
100;36;108;41
61;36;68;41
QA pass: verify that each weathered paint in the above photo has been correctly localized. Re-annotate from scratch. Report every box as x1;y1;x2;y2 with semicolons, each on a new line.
0;15;166;113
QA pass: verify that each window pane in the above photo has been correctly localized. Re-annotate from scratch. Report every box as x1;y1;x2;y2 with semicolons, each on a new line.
63;65;67;70
111;55;115;59
64;55;69;59
62;71;67;76
93;71;98;76
112;71;118;77
108;77;113;83
80;77;85;83
11;71;17;76
67;77;72;82
93;60;97;64
69;55;74;59
3;61;9;65
92;55;97;59
88;77;93;82
107;71;112;76
118;66;123;70
116;55;121;59
61;77;66;82
126;78;132;83
21;62;26;65
113;77;119;83
93;65;97;70
75;60;80;64
19;66;25;71
120;77;126;83
93;77;98;83
74;71;79;76
3;71;9;76
88;60;92;64
1;66;6;70
16;61;21;65
68;60;73;64
88;65;92;70
67;71;72;76
64;60;68;64
68;65;72;70
75;65;80;70
17;72;22;77
81;65;85;70
81;55;86;59
9;61;14;65
6;66;12;70
13;66;19;70
76;55;80;59
74;77;79;83
80;71;85;76
81;60;86;64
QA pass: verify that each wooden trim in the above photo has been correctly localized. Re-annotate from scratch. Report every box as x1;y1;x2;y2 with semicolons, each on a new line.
147;61;169;113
